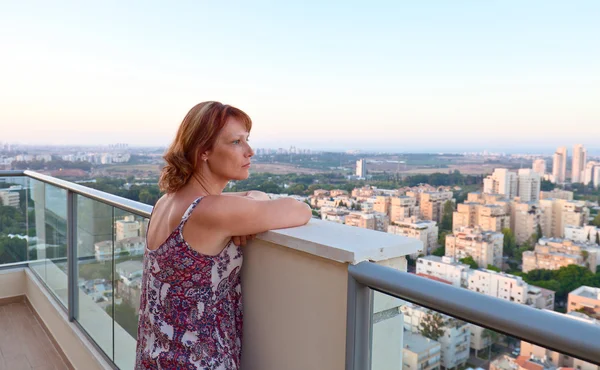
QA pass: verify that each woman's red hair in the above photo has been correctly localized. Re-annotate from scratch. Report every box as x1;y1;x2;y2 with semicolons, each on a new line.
159;101;252;193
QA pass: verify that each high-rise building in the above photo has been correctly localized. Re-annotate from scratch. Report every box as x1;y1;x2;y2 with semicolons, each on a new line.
390;196;420;222
0;190;19;208
532;159;547;177
552;146;567;184
483;169;518;198
510;201;542;245
517;169;541;202
419;191;454;224
584;161;600;188
539;198;589;238
355;159;366;178
483;168;540;202
572;144;587;183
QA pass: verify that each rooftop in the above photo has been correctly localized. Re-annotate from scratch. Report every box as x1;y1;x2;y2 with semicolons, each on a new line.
402;331;440;354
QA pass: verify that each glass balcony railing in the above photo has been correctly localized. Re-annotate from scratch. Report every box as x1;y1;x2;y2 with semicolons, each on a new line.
1;170;600;370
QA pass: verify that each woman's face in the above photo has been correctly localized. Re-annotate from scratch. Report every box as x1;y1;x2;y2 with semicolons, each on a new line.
205;117;254;181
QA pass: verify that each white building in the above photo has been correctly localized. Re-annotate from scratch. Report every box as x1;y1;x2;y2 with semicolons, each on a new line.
552;146;568;184
0;190;19;208
532;159;547;177
388;217;439;255
115;217;141;241
483;169;517;198
416;256;471;288
402;331;441;370
517;169;541;202
401;303;470;370
572;144;587;183
356;159;366;178
483;168;540;202
565;225;600;244
467;269;554;309
584;161;600;188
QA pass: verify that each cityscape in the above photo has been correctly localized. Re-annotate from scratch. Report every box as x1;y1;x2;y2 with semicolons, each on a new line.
1;142;600;370
1;1;599;369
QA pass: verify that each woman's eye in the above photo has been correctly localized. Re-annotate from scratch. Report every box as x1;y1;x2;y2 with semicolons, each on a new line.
233;140;240;145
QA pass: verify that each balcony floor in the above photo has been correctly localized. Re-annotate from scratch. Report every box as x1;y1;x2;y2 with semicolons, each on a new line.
0;301;70;370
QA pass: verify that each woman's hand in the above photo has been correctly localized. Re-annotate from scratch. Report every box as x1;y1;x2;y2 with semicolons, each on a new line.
232;234;256;246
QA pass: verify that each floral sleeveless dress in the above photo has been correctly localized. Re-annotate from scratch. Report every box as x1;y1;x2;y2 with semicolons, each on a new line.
135;197;243;369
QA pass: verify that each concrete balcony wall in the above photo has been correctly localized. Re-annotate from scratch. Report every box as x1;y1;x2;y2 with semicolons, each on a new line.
242;219;422;370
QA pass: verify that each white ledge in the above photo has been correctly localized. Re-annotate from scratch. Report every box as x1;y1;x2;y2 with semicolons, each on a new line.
257;219;423;264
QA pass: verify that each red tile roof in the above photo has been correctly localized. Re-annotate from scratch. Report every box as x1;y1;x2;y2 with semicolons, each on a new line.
515;355;544;370
415;273;453;285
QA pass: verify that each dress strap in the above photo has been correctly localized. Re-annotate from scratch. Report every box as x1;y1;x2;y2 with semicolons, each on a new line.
179;196;205;227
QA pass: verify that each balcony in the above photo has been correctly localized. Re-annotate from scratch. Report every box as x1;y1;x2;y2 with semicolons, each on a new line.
0;170;600;369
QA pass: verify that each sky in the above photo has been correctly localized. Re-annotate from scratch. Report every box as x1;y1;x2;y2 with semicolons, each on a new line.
0;1;599;154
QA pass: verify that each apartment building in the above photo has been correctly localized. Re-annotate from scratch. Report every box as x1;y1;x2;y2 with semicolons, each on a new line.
584;161;600;188
453;203;510;233
388;217;439;255
416;256;470;288
401;303;470;370
552;146;568;184
391;196;420;222
419;191;454;224
522;238;598;273
565;225;600;244
568;286;600;319
467;269;554;309
344;212;376;230
483;168;541;202
539;198;589;238
520;311;600;370
572;144;587;183
532;159;547;177
0;189;19;208
540;189;574;201
115;217;141;241
321;209;349;224
467;192;509;206
355;159;366;178
510;201;542;245
517;169;542;202
402;331;442;370
484;169;518;198
445;227;504;269
374;196;391;216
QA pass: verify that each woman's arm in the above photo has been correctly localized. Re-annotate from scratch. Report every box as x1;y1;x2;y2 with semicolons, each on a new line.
191;195;311;237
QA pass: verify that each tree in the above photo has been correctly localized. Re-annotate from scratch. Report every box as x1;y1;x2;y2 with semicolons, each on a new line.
537;224;544;240
441;200;454;231
486;264;501;272
419;311;446;341
460;256;479;269
432;246;445;257
592;214;600;228
597;232;600;246
502;228;517;258
438;231;449;247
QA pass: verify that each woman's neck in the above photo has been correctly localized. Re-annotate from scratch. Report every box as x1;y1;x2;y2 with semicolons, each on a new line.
189;172;227;196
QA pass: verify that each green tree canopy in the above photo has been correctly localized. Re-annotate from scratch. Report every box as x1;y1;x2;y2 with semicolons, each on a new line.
419;311;446;341
441;200;454;232
460;255;479;269
432;246;445;257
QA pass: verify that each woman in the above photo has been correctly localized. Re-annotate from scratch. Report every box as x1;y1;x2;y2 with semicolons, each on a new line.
135;101;312;369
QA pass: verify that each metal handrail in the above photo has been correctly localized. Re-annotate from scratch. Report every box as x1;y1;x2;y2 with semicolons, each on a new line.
1;170;152;218
349;261;600;366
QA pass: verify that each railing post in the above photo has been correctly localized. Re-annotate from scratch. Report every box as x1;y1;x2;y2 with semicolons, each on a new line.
346;271;373;370
67;190;78;321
